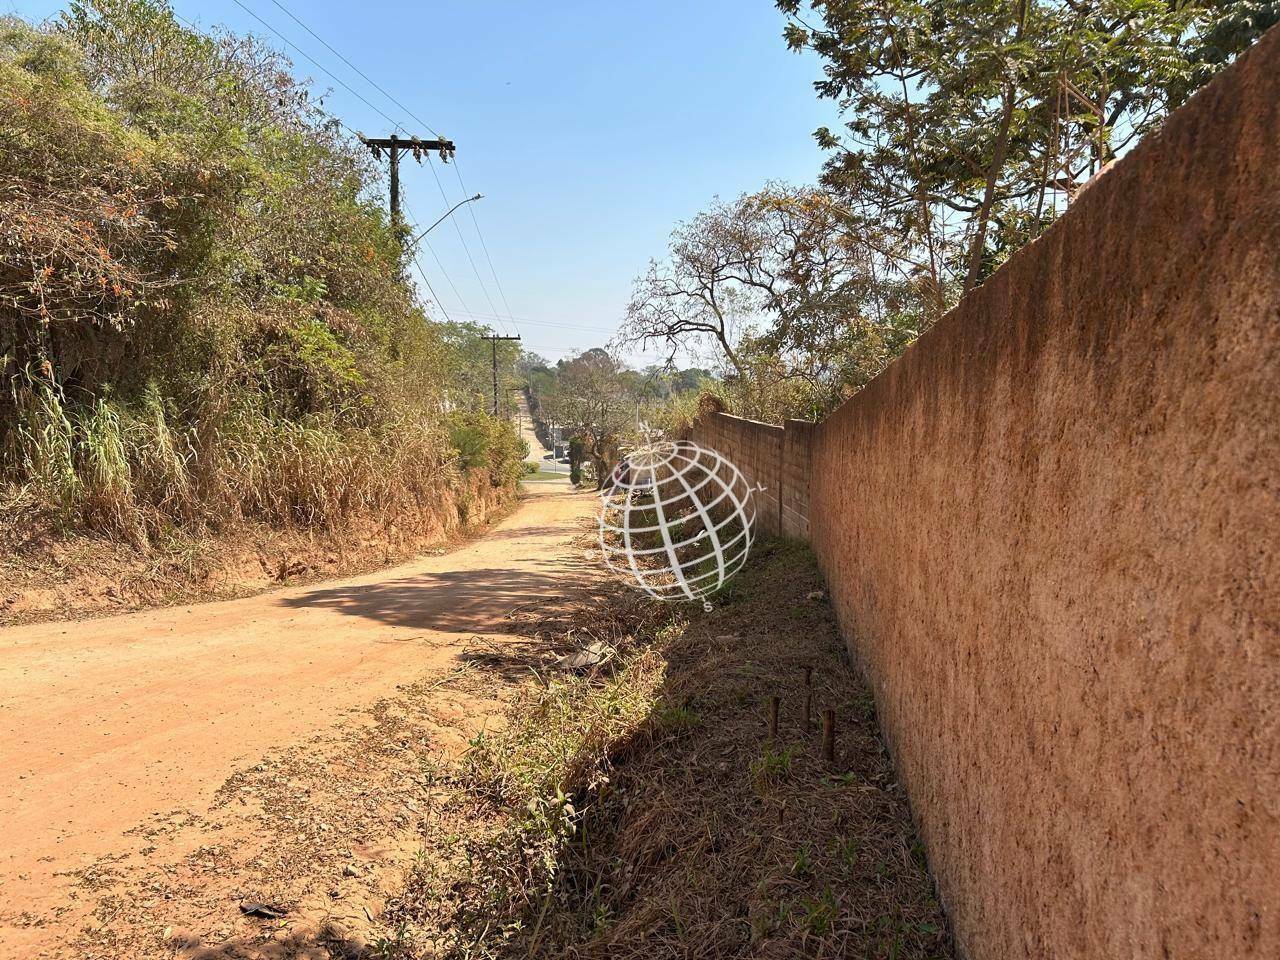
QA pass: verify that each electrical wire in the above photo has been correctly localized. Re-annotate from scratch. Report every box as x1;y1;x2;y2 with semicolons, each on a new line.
171;8;370;151
175;5;474;332
171;4;545;361
201;1;523;342
226;0;401;134
398;207;456;323
410;259;453;324
264;0;445;140
240;0;522;338
424;155;510;336
178;4;474;336
402;198;477;324
440;308;617;336
452;160;520;327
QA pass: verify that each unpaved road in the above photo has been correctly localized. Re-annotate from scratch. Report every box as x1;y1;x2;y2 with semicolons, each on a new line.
515;390;568;477
0;485;595;957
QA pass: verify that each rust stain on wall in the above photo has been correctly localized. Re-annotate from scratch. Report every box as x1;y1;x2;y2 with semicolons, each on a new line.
693;28;1280;960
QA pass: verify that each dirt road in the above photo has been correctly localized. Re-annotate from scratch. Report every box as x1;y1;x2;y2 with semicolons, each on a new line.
515;390;568;477
0;485;596;957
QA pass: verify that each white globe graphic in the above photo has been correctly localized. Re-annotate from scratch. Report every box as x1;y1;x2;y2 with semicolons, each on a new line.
598;440;757;609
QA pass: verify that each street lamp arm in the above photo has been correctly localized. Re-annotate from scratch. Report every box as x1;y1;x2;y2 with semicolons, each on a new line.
407;194;483;249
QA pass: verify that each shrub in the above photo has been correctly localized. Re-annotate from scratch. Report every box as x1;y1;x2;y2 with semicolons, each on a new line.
1;4;524;542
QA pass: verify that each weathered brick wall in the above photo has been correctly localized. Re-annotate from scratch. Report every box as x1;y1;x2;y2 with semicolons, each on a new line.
780;420;814;539
690;28;1280;960
691;413;812;538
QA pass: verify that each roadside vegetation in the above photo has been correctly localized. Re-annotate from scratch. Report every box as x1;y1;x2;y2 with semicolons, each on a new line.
1;2;525;614
374;541;952;959
521;347;712;488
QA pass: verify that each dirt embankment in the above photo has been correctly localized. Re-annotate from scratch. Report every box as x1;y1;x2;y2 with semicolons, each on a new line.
1;470;515;627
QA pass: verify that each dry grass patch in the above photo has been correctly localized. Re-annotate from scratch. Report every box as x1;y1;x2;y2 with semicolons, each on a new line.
0;475;515;625
376;540;954;959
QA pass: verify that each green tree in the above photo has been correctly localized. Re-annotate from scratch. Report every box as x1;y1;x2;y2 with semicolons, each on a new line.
778;0;1275;305
1;2;525;540
620;184;916;420
541;349;641;488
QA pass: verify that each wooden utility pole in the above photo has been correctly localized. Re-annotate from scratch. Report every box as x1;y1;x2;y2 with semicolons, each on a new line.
360;134;455;227
484;334;522;416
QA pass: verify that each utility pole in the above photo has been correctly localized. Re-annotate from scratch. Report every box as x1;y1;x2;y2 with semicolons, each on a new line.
360;134;456;227
483;334;522;416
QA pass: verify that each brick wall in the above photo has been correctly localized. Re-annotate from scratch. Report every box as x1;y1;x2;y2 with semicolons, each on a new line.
688;28;1280;960
690;413;812;538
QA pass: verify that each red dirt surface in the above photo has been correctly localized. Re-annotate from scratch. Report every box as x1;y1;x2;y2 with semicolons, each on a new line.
0;485;597;958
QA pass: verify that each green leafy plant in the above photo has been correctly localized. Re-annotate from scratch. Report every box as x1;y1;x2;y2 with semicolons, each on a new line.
1;4;527;545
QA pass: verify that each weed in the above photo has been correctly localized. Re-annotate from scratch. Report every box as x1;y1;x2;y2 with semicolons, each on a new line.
834;834;860;875
791;843;813;878
796;885;839;937
911;838;929;870
368;923;412;960
751;743;796;789
650;702;700;736
374;548;953;960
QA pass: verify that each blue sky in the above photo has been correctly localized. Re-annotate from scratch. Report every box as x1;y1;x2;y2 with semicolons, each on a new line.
10;0;838;365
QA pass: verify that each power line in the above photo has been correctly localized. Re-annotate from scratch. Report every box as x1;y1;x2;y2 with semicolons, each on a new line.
442;308;617;335
452;160;520;327
236;0;521;338
173;5;525;350
398;208;456;324
424;155;510;336
522;343;600;354
220;1;523;340
226;0;401;134
483;334;522;415
409;258;453;324
174;7;467;338
403;198;477;322
263;0;445;140
222;0;483;330
172;7;367;149
401;210;451;321
422;239;475;319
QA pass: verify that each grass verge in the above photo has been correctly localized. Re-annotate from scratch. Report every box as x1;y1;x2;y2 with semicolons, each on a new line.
373;540;954;959
520;469;569;482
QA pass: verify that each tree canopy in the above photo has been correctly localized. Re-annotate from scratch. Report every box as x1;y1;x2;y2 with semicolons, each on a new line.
1;1;525;541
623;1;1276;424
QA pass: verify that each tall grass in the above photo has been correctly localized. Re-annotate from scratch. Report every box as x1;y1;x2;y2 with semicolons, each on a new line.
9;374;80;513
4;373;505;545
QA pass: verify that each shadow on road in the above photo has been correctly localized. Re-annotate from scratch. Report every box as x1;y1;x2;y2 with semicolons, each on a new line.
278;559;596;633
179;923;368;959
